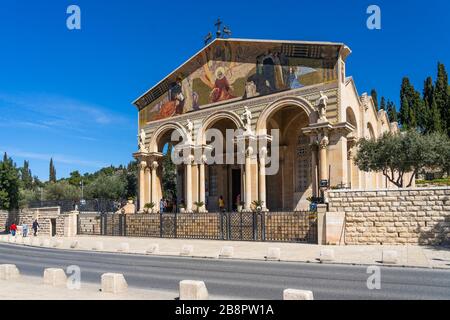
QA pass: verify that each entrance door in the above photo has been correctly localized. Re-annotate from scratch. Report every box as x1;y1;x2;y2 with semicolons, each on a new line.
231;169;241;211
51;219;56;237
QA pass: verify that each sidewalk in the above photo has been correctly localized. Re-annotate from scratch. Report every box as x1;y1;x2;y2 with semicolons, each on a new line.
2;234;450;269
0;275;177;300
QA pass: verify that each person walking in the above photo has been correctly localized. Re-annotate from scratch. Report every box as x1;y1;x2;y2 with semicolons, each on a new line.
32;220;40;236
160;198;165;213
218;195;225;213
10;223;17;236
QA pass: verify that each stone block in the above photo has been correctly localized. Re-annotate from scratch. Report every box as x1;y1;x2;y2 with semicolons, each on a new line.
382;250;398;264
23;237;31;245
146;243;159;254
180;245;194;256
42;239;51;247
92;241;103;251
0;264;20;280
101;273;128;294
8;236;16;243
15;237;23;244
283;289;314;300
43;268;67;287
70;241;79;249
319;248;335;262
266;247;281;261
179;280;209;300
219;246;234;258
117;242;130;252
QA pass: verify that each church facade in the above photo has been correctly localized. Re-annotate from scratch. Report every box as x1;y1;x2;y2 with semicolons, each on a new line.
133;38;398;213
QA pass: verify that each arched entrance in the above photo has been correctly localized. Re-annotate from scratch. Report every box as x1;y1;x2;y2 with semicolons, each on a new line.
257;98;316;211
202;117;241;212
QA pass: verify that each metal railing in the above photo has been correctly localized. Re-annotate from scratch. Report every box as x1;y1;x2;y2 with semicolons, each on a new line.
77;211;317;243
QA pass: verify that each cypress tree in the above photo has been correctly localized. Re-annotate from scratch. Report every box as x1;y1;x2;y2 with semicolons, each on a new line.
387;100;398;123
20;160;33;190
435;63;449;135
49;158;56;183
380;96;386;110
371;89;379;110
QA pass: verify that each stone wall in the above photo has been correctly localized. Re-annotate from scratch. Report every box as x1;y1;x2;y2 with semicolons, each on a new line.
327;187;450;245
77;213;102;235
0;209;76;237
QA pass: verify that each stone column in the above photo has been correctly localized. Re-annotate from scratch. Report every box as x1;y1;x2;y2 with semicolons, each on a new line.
185;156;193;212
151;161;159;206
139;161;147;212
310;144;319;197
199;156;206;212
145;166;151;206
319;134;329;182
244;147;253;211
258;147;267;211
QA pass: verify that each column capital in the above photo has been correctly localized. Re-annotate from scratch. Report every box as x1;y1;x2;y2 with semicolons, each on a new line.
319;135;329;150
151;161;159;170
139;161;147;170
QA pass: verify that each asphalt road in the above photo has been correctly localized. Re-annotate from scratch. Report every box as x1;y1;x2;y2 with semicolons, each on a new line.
0;243;449;300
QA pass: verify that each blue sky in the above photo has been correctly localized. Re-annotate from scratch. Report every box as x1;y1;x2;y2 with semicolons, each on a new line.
0;0;449;180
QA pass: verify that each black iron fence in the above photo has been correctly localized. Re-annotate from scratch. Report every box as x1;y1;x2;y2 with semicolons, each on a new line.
77;211;317;243
28;199;122;214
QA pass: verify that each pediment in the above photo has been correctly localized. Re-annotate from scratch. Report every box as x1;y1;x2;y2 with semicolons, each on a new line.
135;38;348;126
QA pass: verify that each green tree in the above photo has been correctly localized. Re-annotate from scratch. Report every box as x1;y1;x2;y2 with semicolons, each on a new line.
435;63;449;135
354;131;450;188
371;89;379;110
399;77;424;131
68;170;82;186
49;158;56;183
20;160;33;190
44;180;80;201
0;153;20;210
386;100;398;122
380;96;386;111
84;173;127;200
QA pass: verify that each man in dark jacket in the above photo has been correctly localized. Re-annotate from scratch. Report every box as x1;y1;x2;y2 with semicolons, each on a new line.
32;220;40;236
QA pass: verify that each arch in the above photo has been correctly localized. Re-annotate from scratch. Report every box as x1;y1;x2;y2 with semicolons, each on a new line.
197;110;244;145
149;122;189;153
256;96;316;135
367;122;376;140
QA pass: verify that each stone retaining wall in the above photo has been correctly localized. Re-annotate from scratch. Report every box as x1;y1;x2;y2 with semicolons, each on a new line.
0;209;76;237
327;187;450;245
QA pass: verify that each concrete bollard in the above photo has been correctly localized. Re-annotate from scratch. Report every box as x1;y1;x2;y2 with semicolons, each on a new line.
146;243;159;254
283;289;314;300
43;268;67;287
180;245;194;256
92;241;104;251
179;280;209;300
117;242;130;253
101;273;128;294
266;247;281;261
0;264;21;280
52;239;63;248
70;241;79;249
219;246;234;258
319;248;335;262
382;250;398;264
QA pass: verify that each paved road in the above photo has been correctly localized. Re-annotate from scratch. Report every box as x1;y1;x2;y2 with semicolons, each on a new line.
0;243;449;300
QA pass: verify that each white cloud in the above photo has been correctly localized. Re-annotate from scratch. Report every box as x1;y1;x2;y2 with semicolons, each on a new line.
0;147;107;169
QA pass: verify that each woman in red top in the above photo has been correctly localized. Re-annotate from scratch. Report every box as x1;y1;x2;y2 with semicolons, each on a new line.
10;223;17;236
